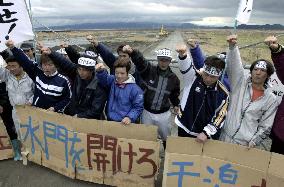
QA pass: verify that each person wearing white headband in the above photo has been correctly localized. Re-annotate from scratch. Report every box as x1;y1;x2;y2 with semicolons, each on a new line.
41;46;108;120
175;44;229;143
220;35;278;150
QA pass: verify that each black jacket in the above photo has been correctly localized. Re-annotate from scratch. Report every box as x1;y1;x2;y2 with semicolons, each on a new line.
49;51;108;119
130;49;180;114
0;82;11;108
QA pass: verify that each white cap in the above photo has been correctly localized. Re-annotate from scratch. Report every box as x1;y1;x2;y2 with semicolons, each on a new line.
56;48;67;55
78;57;96;67
156;48;172;59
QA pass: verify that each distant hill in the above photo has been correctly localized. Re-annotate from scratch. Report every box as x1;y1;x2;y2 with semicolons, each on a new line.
34;22;284;31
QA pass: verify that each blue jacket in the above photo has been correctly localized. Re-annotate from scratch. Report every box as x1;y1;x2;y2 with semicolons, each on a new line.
96;70;144;123
96;43;141;85
190;45;230;91
11;47;71;112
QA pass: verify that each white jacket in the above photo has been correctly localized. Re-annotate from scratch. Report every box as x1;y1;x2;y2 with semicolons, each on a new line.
0;67;34;106
220;46;279;146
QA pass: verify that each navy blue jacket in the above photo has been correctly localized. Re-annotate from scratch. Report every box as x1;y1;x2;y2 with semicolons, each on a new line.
176;55;229;139
11;47;71;112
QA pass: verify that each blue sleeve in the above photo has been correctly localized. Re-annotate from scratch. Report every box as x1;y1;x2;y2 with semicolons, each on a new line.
126;86;144;122
96;70;115;87
221;73;231;91
54;79;72;112
190;45;205;69
11;47;39;80
96;43;116;74
49;51;77;80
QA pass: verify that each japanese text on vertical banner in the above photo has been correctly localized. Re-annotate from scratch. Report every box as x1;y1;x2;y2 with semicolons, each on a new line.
0;0;34;51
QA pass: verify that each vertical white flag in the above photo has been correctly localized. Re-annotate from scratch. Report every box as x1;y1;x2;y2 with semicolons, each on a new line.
0;0;34;52
236;0;254;24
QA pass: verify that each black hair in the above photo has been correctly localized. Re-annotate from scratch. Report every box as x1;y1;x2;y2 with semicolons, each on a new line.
5;56;19;65
250;59;275;84
204;55;225;70
116;44;127;54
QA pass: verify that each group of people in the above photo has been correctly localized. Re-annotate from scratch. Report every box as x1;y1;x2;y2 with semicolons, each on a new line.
0;34;283;162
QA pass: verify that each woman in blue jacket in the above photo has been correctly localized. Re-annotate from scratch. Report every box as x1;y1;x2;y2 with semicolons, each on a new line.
96;58;144;125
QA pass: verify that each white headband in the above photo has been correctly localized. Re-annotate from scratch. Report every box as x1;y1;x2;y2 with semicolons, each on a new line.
255;61;267;70
85;51;98;58
78;57;96;67
203;64;222;77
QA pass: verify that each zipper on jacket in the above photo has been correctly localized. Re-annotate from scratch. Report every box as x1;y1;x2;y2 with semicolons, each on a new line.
34;96;39;105
191;89;207;131
154;77;165;111
231;88;265;140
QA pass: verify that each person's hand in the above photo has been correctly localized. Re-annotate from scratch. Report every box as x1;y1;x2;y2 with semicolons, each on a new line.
187;39;198;49
196;132;208;143
86;35;99;47
247;141;256;150
5;40;15;49
122;45;133;54
173;106;180;115
60;41;68;48
95;63;105;72
175;44;187;58
0;105;3;114
41;47;51;55
121;117;131;125
47;107;55;111
36;42;44;51
227;35;237;48
264;36;278;50
26;102;32;106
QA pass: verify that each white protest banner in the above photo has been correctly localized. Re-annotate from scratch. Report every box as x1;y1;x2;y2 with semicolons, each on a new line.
0;0;34;51
236;0;254;24
17;106;160;187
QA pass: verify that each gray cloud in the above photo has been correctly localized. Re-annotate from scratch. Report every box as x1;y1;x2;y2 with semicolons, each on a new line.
29;0;284;26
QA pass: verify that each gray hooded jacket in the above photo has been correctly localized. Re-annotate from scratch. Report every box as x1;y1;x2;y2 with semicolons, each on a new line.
220;46;279;146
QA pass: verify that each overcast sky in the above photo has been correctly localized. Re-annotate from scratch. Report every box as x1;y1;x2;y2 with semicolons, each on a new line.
29;0;284;27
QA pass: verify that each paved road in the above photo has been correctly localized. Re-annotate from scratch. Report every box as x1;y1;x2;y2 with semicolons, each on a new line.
0;159;106;187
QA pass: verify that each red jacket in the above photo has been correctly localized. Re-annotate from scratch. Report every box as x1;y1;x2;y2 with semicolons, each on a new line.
271;45;284;141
